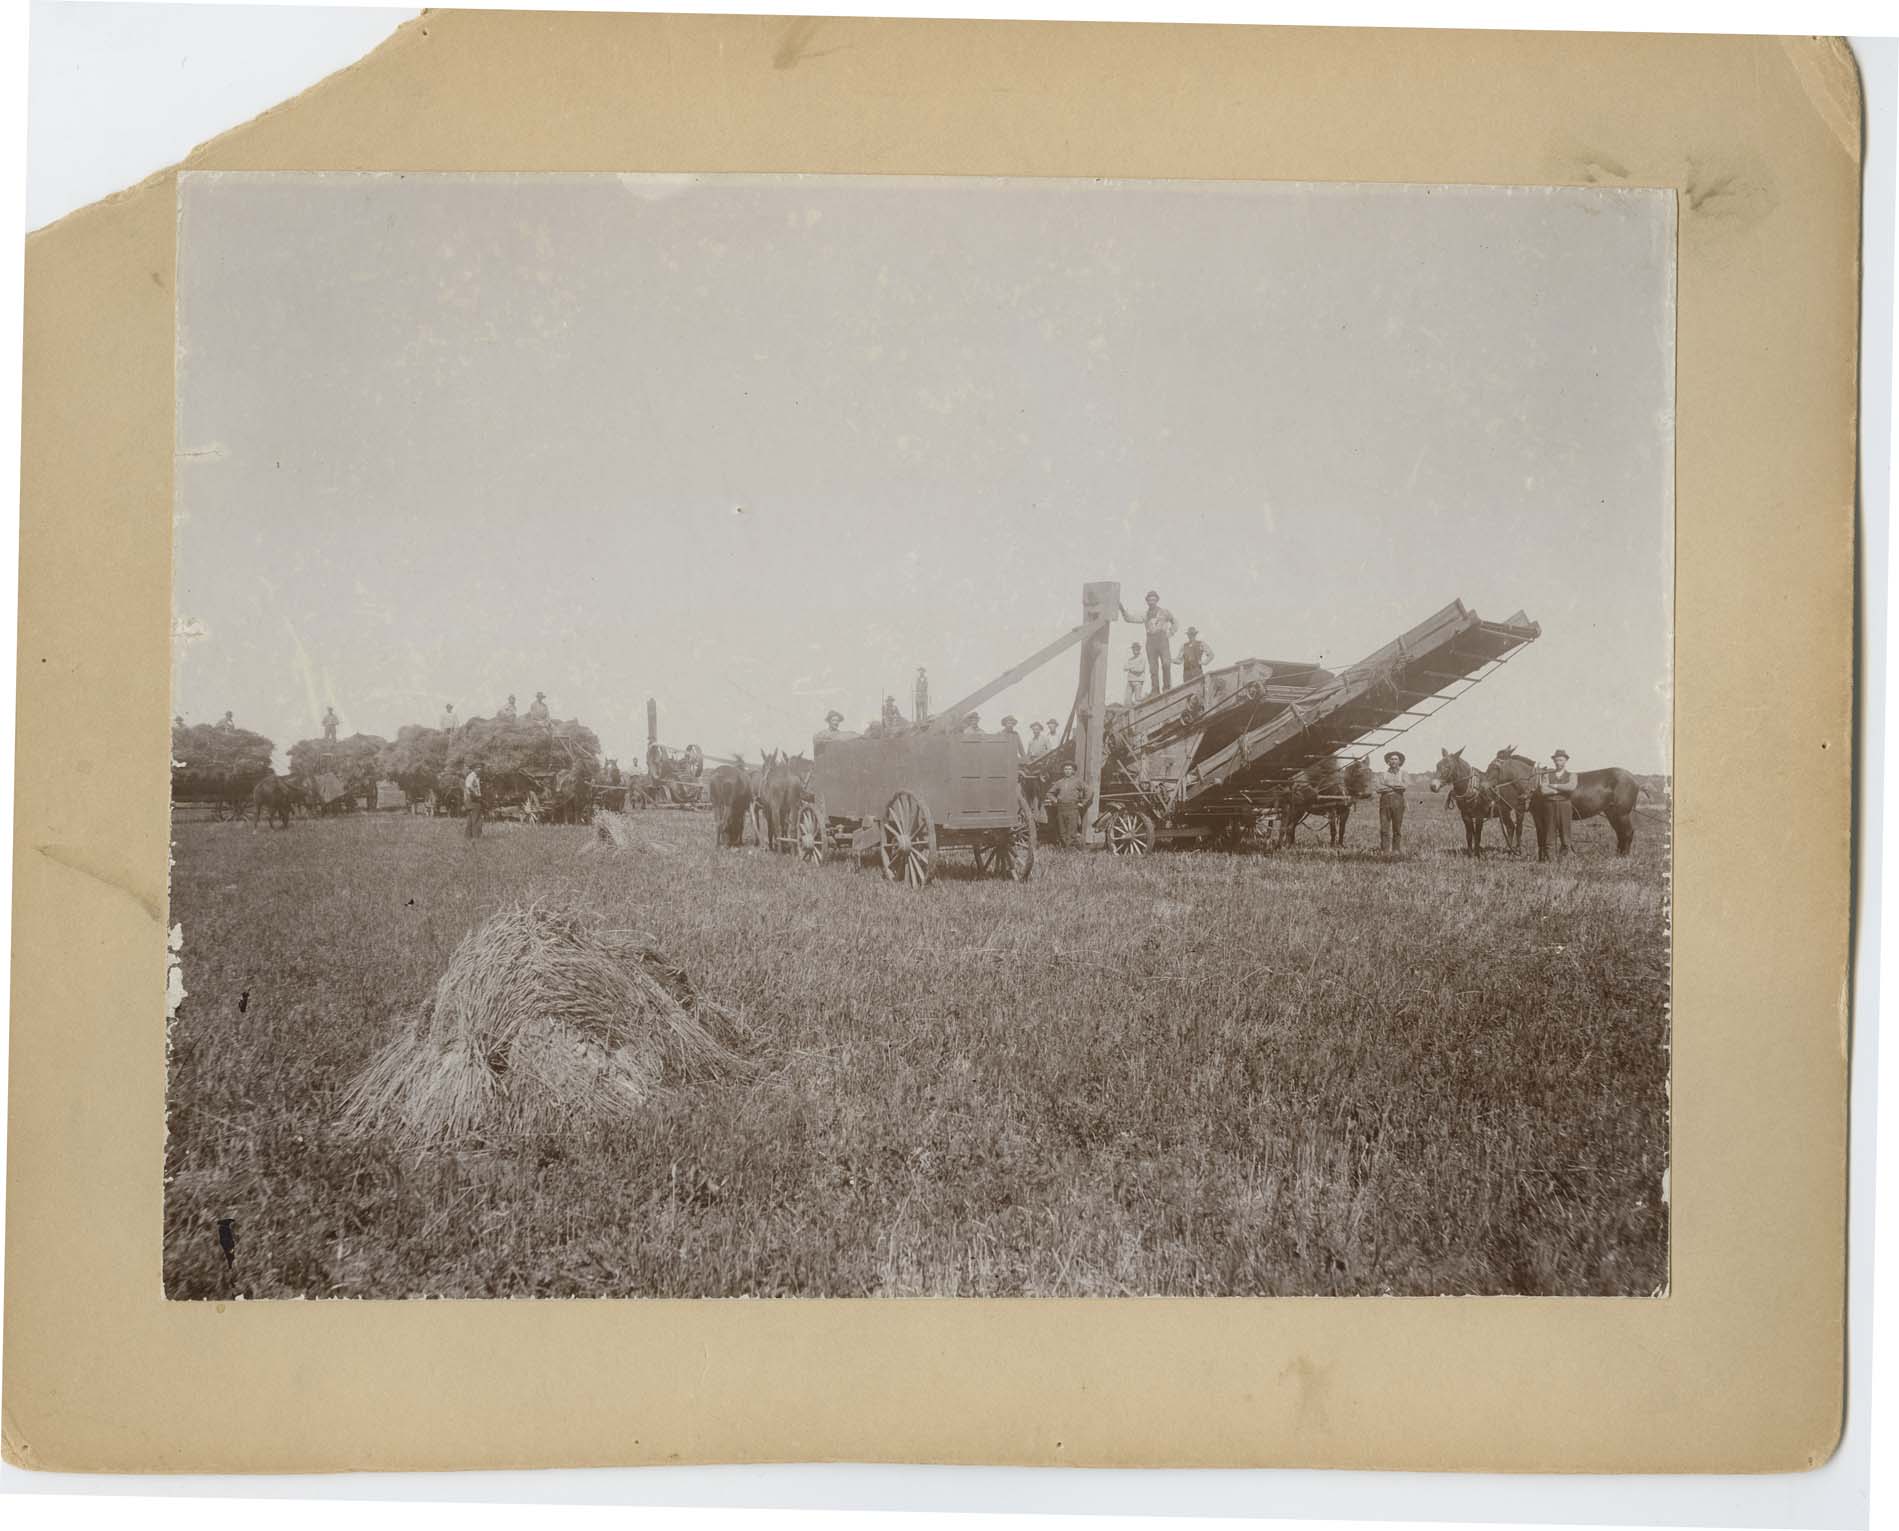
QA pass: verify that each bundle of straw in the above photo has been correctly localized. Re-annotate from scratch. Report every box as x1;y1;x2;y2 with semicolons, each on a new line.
584;809;671;856
338;901;749;1146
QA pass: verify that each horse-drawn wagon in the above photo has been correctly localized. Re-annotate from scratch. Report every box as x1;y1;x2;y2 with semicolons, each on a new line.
797;731;1037;886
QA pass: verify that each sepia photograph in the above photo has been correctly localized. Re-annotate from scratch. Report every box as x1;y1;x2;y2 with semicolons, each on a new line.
165;170;1674;1299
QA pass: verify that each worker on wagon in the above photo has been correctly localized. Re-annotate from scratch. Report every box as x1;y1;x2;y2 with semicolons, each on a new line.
1046;717;1061;747
1000;716;1022;754
526;691;550;723
1180;627;1214;684
463;765;484;839
1026;720;1052;759
1375;750;1407;855
1123;641;1146;705
216;710;236;731
321;705;339;742
960;712;981;733
816;709;855;744
914;667;930;724
498;693;517;721
1118;589;1178;696
1539;749;1576;858
1047;763;1092;849
439;702;457;733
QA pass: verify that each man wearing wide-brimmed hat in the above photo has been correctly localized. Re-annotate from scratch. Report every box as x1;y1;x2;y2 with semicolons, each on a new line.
1376;749;1408;855
1540;749;1577;857
1000;715;1022;754
816;708;855;744
526;691;550;724
462;764;484;839
1047;762;1091;849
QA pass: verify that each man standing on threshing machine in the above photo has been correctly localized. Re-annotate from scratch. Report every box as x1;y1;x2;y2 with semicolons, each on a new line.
1000;716;1023;755
498;693;518;720
463;764;484;839
1179;627;1214;684
527;691;550;723
1375;750;1407;855
1538;749;1576;858
1047;763;1092;849
1123;641;1146;705
1121;589;1178;696
1026;720;1052;759
321;705;339;742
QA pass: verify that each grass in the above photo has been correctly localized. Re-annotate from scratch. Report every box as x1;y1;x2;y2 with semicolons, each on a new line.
163;794;1670;1298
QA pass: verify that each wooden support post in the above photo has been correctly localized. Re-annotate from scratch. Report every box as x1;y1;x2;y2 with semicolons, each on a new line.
1076;580;1118;845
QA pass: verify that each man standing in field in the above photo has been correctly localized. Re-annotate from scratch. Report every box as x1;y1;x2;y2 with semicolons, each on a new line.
463;765;484;839
1179;627;1214;684
1375;750;1407;855
1047;763;1091;849
1539;749;1576;858
1122;589;1178;696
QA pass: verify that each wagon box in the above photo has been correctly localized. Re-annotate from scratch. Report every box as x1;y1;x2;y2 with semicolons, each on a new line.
811;732;1019;831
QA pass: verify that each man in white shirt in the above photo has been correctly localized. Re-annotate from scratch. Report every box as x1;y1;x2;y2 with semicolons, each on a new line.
1026;720;1053;759
1123;642;1146;704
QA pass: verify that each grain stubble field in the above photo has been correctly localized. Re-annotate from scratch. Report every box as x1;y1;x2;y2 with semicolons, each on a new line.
164;797;1670;1298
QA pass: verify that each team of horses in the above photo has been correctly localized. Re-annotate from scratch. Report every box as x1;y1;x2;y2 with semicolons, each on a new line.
708;749;813;851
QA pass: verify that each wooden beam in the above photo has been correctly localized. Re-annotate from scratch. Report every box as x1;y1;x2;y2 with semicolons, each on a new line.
927;617;1113;732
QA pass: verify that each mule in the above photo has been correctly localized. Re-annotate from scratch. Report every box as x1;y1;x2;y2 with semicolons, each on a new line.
1432;747;1496;855
757;747;813;852
1276;755;1374;847
1484;746;1540;853
706;764;754;849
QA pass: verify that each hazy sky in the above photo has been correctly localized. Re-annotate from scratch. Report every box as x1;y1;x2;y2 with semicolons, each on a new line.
175;173;1674;773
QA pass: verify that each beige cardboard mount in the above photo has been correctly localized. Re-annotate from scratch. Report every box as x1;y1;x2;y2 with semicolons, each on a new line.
5;12;1857;1474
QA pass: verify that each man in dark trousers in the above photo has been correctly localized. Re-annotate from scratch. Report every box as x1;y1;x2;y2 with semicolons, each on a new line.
1047;763;1092;848
1121;589;1178;696
463;765;484;839
321;706;339;742
1179;627;1214;684
1540;749;1576;857
1375;750;1407;855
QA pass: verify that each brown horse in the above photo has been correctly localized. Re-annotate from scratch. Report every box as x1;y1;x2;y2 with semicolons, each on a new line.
248;773;300;830
1518;759;1645;858
706;764;754;848
1432;747;1498;855
1277;756;1374;846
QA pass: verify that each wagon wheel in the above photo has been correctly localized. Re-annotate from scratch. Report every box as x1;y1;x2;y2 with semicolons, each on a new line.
796;798;828;864
879;790;937;887
1103;807;1156;857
